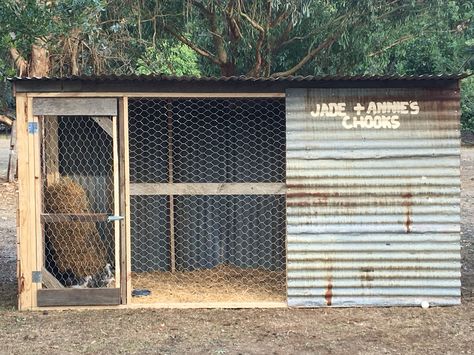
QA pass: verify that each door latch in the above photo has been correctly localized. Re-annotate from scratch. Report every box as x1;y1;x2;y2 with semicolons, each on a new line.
107;215;124;222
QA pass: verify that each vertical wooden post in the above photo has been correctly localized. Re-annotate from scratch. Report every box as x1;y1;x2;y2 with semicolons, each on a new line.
32;110;42;300
17;95;40;310
43;116;59;186
16;94;32;310
119;98;131;304
112;116;121;288
167;100;176;273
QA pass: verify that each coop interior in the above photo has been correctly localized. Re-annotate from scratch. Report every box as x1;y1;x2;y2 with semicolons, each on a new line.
39;97;287;305
41;116;118;290
129;98;287;304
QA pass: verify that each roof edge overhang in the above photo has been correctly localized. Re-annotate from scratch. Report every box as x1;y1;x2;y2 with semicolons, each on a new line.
10;73;469;94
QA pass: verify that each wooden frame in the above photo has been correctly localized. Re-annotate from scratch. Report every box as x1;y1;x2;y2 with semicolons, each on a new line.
37;288;121;307
17;96;126;309
118;97;131;305
33;98;118;115
17;93;33;310
27;92;285;98
17;92;288;310
130;183;287;195
31;301;286;310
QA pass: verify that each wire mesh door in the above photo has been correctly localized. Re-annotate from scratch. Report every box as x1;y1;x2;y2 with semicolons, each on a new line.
129;98;287;305
36;114;121;306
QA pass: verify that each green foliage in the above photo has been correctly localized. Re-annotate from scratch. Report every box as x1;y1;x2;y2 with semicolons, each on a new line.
136;42;200;76
461;76;474;131
0;0;472;127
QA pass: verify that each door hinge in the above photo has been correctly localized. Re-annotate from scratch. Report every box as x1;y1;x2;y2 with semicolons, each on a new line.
32;271;42;283
28;122;38;134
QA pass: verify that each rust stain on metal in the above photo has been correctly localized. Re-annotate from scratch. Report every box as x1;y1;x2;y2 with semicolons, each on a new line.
360;267;375;282
286;192;332;198
405;209;412;233
402;192;413;233
287;200;328;207
325;276;333;306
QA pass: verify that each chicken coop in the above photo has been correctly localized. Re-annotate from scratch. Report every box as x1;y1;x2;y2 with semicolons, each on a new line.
13;74;465;310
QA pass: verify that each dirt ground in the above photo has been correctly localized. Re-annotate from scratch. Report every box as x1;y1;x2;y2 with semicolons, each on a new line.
0;144;473;354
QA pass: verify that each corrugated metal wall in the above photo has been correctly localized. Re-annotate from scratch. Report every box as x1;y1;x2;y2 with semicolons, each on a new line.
286;87;461;307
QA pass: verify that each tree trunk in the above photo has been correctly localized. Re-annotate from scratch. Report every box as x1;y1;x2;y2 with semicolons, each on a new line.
220;61;236;76
69;29;81;76
9;48;28;77
29;39;50;77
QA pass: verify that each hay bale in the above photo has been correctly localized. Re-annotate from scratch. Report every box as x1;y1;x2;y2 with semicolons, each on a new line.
44;177;108;278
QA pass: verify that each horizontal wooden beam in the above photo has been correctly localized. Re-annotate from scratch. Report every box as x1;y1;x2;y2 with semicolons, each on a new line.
33;98;117;116
37;288;121;307
28;92;285;98
33;301;287;310
41;213;109;223
130;183;286;196
0;114;13;126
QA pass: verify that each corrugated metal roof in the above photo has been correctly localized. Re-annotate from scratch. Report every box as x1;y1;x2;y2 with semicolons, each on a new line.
8;73;469;82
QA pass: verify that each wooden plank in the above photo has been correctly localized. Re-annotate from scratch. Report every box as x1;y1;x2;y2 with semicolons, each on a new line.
27;97;39;309
7;120;17;182
0;114;13;126
41;267;64;289
33;111;43;299
130;183;287;196
92;116;113;137
167;101;175;273
16;93;33;310
125;301;287;309
41;213;109;222
112;116;120;288
33;301;287;310
33;98;118;116
43;116;59;186
118;97;131;305
37;288;121;307
28;92;286;98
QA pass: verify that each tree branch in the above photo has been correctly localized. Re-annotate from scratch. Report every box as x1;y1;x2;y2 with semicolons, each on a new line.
240;11;264;32
270;9;291;28
239;3;266;76
368;34;414;57
190;0;228;65
271;34;340;77
9;48;28;77
163;24;221;65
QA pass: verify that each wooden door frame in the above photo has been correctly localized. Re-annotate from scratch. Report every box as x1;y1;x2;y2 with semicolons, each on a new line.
25;98;123;308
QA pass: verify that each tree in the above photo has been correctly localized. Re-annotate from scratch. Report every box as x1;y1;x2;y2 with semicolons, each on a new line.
148;0;470;77
0;1;472;127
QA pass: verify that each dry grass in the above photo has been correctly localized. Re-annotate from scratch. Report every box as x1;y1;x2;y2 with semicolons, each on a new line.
44;178;108;277
131;264;286;304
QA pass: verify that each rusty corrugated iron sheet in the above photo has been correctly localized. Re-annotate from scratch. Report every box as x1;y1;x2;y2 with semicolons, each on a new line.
8;73;469;82
286;87;461;307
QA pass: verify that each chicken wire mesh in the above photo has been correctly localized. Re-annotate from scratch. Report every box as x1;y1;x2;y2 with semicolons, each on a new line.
41;116;116;288
129;98;287;303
